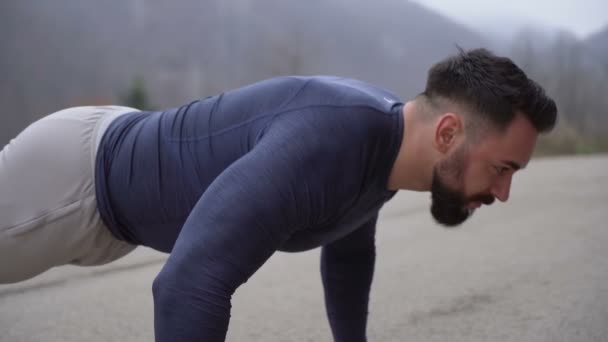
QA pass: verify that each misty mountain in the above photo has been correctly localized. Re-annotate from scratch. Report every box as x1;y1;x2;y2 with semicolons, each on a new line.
0;0;485;146
586;25;608;65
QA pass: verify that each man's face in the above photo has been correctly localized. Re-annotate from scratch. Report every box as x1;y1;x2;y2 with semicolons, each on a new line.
431;113;538;227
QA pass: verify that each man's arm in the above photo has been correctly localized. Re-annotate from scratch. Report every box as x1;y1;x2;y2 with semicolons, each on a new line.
151;144;298;341
151;114;353;341
321;215;378;342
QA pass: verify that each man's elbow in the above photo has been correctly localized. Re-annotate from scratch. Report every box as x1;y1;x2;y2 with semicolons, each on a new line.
322;243;376;264
152;264;235;317
152;266;234;341
152;269;174;309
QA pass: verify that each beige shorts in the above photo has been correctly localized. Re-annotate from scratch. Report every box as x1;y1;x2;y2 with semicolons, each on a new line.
0;106;139;283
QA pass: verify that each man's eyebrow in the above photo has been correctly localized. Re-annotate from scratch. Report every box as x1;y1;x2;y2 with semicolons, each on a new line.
503;160;523;170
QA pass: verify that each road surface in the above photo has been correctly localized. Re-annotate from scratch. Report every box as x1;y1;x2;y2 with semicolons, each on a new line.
1;154;607;342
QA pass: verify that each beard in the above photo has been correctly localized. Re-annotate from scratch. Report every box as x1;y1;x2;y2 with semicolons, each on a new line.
430;145;494;227
430;168;472;227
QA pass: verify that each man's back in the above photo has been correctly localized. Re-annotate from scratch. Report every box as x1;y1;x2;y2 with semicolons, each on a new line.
96;75;403;252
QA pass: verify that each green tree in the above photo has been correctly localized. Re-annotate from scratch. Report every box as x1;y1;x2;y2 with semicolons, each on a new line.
121;76;152;110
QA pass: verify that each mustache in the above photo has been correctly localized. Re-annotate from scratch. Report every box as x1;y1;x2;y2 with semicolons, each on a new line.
432;185;496;208
468;194;495;205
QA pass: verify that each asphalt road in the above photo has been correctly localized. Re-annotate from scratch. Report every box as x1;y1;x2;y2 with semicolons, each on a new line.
1;154;607;342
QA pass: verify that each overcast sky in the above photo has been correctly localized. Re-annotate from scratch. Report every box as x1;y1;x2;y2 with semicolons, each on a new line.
412;0;608;38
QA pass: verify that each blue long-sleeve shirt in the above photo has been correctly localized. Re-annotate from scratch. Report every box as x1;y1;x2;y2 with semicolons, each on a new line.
95;75;404;341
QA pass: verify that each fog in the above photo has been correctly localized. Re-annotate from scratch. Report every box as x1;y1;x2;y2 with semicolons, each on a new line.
1;1;606;153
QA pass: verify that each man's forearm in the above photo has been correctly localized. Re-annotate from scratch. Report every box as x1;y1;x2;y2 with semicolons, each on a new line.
153;265;233;341
320;217;377;342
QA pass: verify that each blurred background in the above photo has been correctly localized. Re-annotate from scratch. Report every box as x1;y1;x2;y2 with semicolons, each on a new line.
2;2;608;341
1;0;607;155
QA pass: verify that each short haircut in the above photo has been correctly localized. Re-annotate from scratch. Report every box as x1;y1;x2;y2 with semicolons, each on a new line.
422;48;557;135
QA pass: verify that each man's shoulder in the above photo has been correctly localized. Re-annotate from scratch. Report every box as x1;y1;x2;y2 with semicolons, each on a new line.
278;75;402;114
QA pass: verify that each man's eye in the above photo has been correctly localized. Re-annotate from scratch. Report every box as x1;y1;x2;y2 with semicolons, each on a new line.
494;166;508;175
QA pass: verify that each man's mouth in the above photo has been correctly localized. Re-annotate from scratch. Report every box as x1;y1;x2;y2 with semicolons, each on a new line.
467;201;482;209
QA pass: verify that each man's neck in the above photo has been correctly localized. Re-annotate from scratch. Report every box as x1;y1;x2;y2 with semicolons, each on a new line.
387;101;436;192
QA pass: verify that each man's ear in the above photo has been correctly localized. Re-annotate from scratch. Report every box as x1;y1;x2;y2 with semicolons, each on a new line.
434;113;463;153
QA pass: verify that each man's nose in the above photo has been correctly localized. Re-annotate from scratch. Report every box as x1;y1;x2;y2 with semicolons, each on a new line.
491;176;513;202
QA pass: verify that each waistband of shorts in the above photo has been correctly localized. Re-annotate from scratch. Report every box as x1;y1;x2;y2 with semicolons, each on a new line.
90;106;140;170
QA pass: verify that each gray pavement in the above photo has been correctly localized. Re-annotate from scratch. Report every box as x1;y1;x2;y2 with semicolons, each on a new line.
1;154;607;342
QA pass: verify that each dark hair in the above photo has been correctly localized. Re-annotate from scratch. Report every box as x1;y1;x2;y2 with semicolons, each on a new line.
422;48;557;134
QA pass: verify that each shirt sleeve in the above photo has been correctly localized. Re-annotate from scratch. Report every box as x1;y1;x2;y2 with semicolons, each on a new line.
321;215;377;342
151;112;360;341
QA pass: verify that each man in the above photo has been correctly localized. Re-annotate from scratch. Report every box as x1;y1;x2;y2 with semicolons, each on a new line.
0;48;557;341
